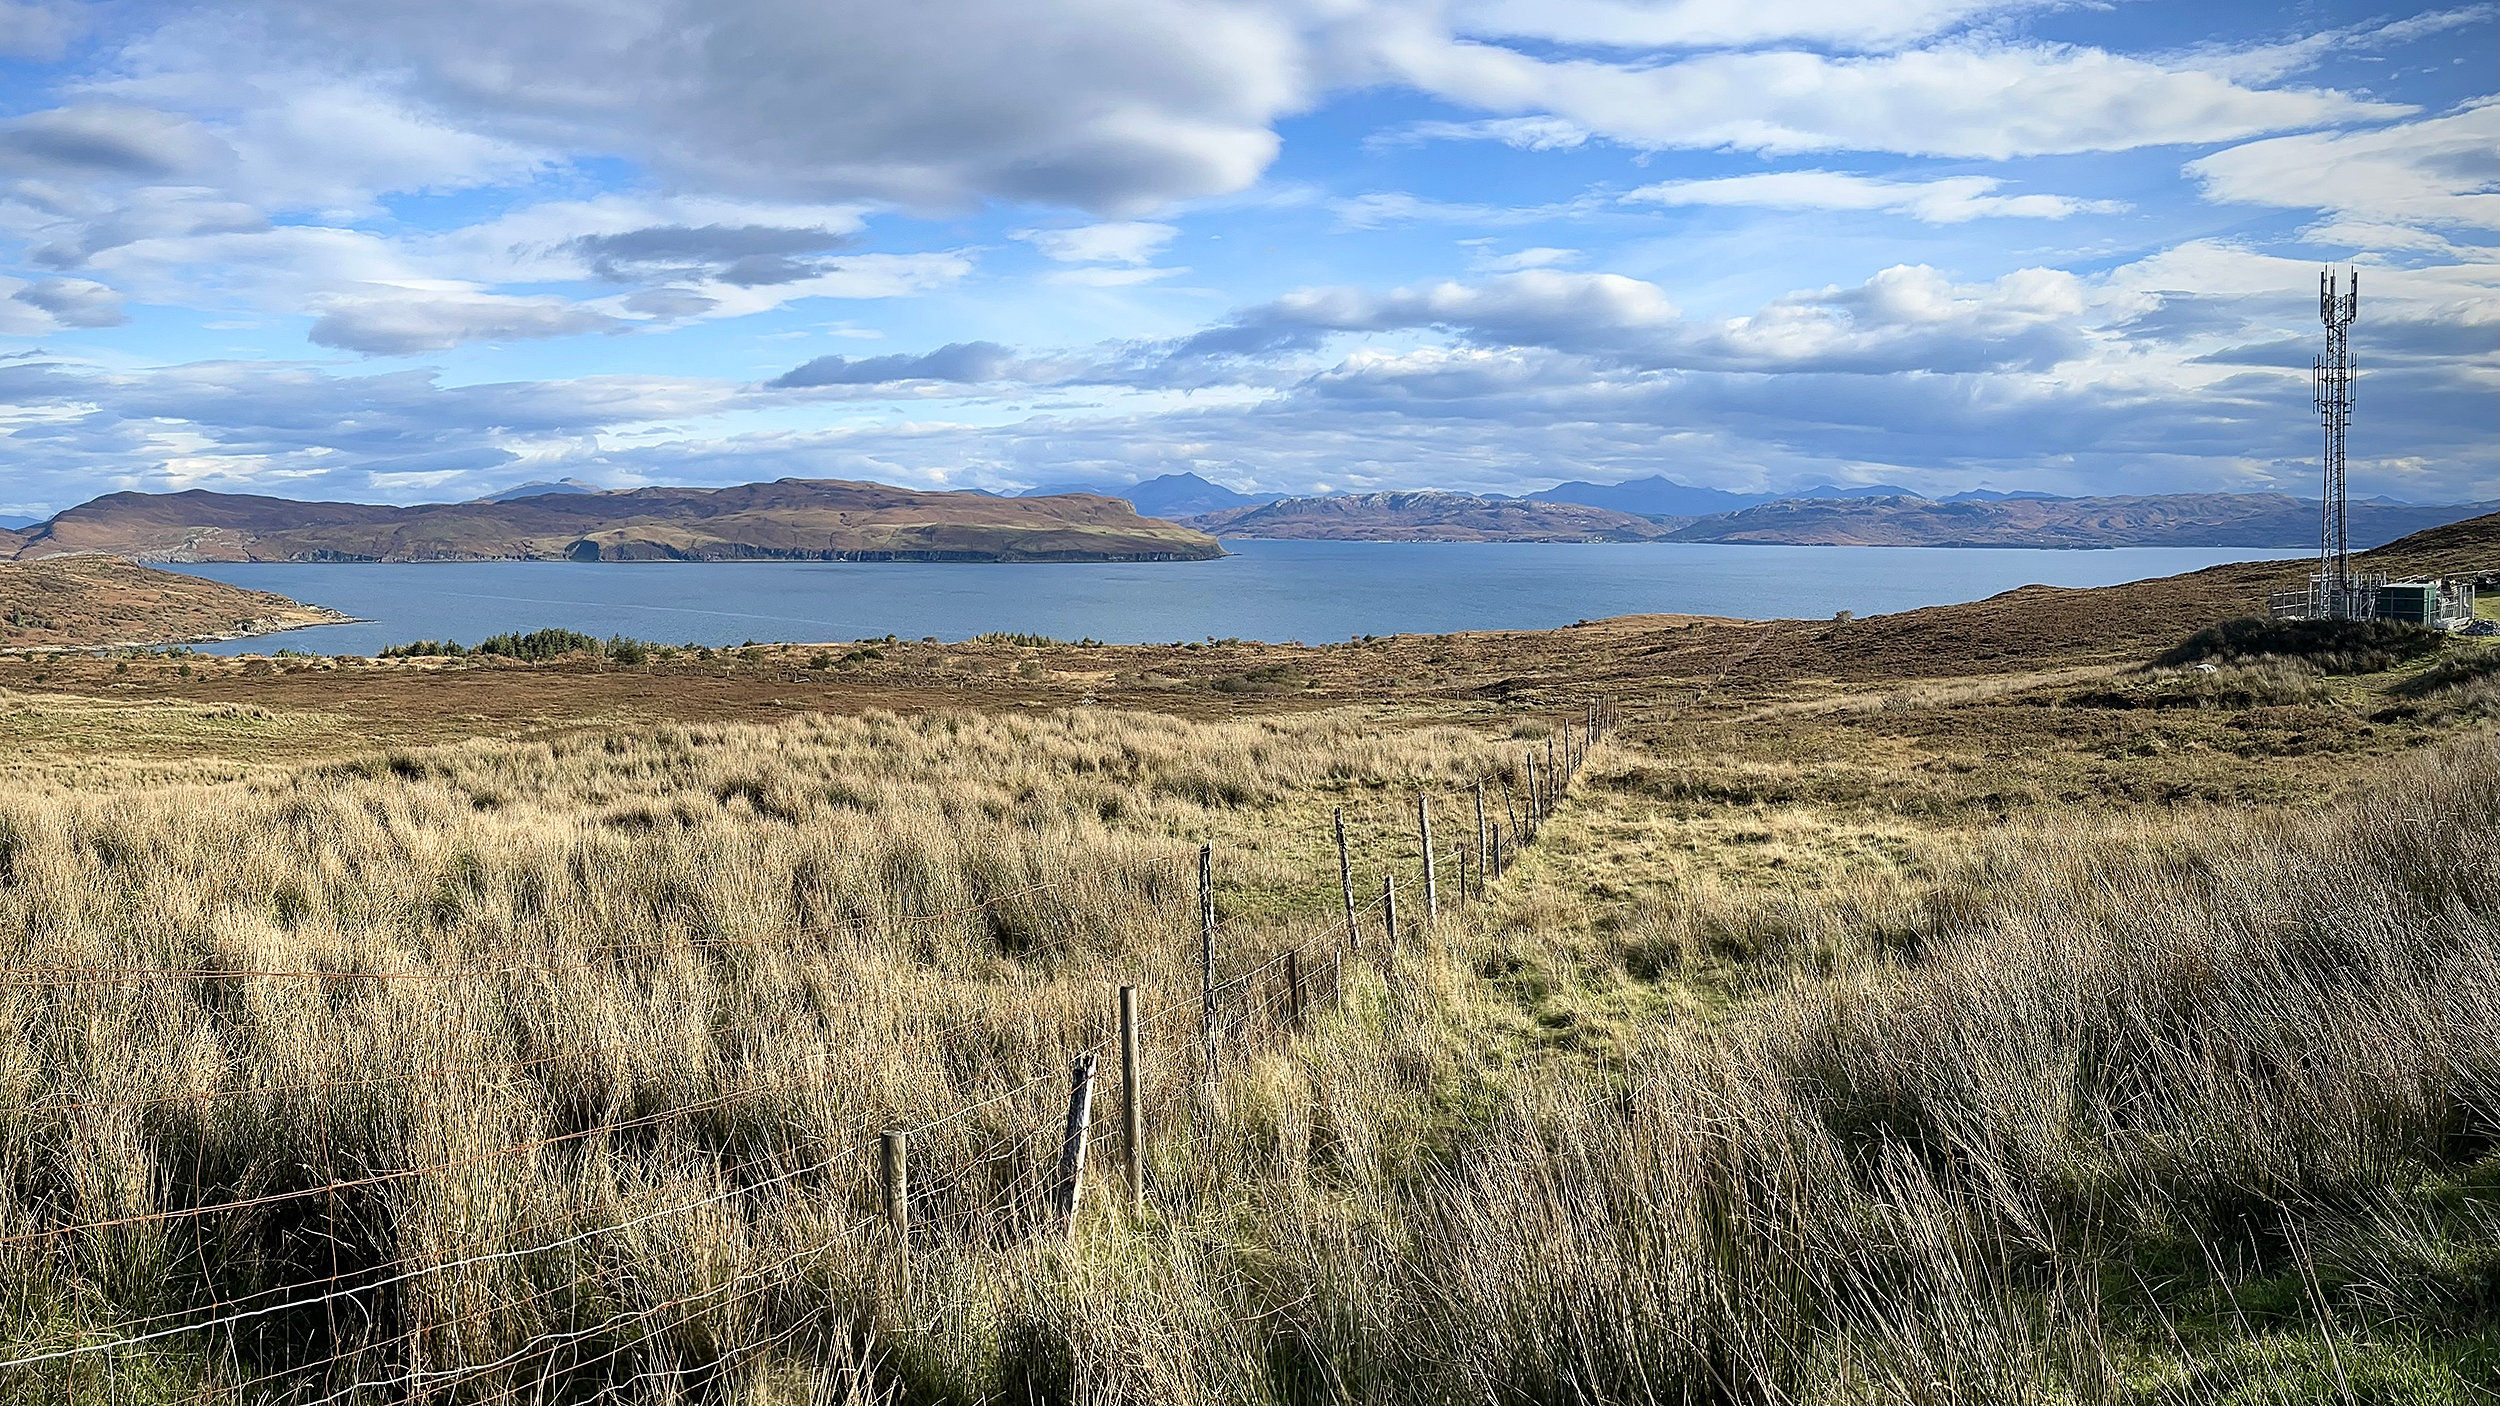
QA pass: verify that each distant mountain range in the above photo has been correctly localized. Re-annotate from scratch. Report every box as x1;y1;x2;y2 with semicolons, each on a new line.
1182;489;2497;549
8;475;2486;562
1189;492;1675;542
1020;472;1285;518
1664;493;2495;548
1;480;1222;564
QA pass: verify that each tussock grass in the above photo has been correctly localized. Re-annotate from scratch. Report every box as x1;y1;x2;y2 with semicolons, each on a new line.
3;690;2492;1402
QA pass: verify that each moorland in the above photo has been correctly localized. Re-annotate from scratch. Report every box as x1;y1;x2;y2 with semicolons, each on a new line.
0;515;2493;1403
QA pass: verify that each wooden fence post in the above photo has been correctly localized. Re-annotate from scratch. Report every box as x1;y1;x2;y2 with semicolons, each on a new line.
1546;737;1557;806
1058;1053;1098;1238
1381;874;1398;950
1287;948;1304;1029
1199;844;1217;1082
882;1130;909;1297
1417;792;1438;922
1119;985;1142;1213
1474;782;1488;901
1335;807;1360;949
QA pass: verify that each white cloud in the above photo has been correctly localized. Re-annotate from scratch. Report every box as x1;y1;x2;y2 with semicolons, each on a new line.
0;1;81;60
1015;221;1180;265
11;275;125;326
308;291;621;355
1382;39;2411;159
228;0;1321;215
1473;246;1580;271
1369;116;1592;152
1331;191;1600;229
1625;170;2127;222
1046;265;1188;286
1447;0;2041;53
2186;103;2500;234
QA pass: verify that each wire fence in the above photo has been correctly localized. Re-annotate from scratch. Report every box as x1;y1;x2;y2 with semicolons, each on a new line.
0;698;1620;1398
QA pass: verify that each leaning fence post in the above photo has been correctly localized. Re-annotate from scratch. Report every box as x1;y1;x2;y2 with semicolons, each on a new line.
1381;874;1398;950
1119;985;1142;1213
1417;792;1438;922
1335;807;1360;949
882;1130;909;1298
1058;1053;1098;1238
1198;844;1217;1082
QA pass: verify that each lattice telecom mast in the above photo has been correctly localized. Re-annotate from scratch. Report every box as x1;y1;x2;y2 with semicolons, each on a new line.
2313;267;2359;616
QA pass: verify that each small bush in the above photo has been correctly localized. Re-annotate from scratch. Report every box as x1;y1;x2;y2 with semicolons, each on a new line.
380;630;659;663
2390;646;2500;699
2155;616;2446;675
1211;663;1305;694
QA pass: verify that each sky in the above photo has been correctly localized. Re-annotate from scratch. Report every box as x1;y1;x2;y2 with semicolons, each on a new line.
0;0;2493;517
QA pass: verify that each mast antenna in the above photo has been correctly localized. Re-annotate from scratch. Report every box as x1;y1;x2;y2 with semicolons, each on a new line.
2313;267;2358;616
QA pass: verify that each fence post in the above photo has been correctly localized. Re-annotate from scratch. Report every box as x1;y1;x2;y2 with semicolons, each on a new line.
1545;737;1557;808
1058;1053;1098;1239
882;1130;909;1298
1335;807;1360;949
1119;985;1142;1213
1381;874;1398;950
1417;792;1438;922
1287;948;1304;1029
1474;782;1488;901
1199;844;1217;1082
1491;823;1503;881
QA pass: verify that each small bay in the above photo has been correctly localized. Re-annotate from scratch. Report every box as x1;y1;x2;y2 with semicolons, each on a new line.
170;539;2294;655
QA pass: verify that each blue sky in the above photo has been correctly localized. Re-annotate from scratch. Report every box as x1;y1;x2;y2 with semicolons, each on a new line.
0;0;2493;516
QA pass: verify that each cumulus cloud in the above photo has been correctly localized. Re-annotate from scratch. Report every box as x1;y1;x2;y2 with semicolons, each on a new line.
1625;170;2126;222
309;292;620;355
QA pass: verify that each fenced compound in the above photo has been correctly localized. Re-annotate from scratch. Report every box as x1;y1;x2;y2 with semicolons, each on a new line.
0;700;1618;1399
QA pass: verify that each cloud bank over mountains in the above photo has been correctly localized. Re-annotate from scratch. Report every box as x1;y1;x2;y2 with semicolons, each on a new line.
0;0;2491;515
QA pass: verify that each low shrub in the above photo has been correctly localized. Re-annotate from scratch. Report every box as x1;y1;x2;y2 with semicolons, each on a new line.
1211;663;1306;694
2155;616;2446;675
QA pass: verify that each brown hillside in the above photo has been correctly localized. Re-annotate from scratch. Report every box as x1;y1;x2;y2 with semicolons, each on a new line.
9;480;1222;564
1192;491;1677;541
0;558;349;649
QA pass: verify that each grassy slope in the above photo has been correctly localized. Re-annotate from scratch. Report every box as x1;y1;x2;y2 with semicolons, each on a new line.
0;515;2493;1402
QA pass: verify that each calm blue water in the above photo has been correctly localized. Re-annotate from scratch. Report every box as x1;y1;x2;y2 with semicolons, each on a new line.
169;540;2296;655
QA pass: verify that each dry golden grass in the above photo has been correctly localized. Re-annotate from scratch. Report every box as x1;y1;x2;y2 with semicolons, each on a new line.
3;620;2495;1402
